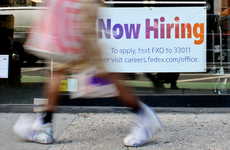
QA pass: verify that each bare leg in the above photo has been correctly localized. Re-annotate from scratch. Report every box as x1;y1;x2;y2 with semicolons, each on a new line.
43;69;64;112
109;73;163;147
106;73;140;110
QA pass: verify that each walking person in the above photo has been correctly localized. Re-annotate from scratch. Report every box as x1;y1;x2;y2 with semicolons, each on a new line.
13;0;162;147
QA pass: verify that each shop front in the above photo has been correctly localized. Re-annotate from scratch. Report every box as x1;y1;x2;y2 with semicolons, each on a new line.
0;0;230;107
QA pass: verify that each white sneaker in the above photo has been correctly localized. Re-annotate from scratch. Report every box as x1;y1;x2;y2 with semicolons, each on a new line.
13;114;53;144
123;102;162;147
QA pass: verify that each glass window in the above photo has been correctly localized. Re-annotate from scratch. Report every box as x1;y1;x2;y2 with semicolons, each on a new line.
0;0;46;104
1;0;230;105
103;0;230;95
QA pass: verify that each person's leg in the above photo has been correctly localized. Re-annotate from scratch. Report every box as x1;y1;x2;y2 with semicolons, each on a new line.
41;69;64;124
106;73;162;147
170;73;180;89
145;73;165;89
107;73;139;110
19;69;63;144
44;69;64;113
26;69;64;144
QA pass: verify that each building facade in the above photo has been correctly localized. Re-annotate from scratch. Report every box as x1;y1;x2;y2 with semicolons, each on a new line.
0;0;230;107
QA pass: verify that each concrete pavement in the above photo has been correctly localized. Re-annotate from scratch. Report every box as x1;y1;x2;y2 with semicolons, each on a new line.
1;109;230;150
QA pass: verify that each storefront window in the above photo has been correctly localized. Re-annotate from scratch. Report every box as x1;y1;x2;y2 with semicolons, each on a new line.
0;0;46;104
103;0;230;95
0;0;230;105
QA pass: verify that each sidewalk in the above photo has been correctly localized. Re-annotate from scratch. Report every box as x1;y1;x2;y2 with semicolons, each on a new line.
1;108;230;150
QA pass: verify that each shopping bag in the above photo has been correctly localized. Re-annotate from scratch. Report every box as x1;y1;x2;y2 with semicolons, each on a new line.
24;0;84;62
70;67;119;98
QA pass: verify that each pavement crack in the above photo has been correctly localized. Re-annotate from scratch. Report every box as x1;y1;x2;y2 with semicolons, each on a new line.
47;115;79;150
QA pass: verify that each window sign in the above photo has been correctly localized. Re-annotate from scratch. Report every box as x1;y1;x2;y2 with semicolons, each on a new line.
0;55;9;78
97;7;207;72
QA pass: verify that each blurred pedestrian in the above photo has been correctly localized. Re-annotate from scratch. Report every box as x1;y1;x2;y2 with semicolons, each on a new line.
146;73;180;90
157;73;180;89
13;0;162;147
145;73;165;91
